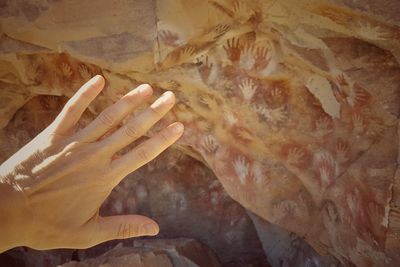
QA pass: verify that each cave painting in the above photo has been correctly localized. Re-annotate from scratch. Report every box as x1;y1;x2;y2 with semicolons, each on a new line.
1;0;400;266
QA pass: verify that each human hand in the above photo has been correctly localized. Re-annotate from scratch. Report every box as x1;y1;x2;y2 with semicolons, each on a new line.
0;75;183;251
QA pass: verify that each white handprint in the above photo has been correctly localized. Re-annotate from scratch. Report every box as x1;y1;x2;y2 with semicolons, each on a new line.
233;156;250;185
239;78;257;101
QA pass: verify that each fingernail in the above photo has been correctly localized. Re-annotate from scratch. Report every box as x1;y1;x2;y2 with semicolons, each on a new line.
151;91;175;107
91;75;103;84
136;84;153;96
172;122;184;133
143;224;159;236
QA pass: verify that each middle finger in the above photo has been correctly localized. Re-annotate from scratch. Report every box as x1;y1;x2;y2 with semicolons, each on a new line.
74;84;153;142
99;91;176;153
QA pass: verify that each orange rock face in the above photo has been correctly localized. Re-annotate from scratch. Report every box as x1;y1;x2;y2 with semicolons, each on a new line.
1;0;400;266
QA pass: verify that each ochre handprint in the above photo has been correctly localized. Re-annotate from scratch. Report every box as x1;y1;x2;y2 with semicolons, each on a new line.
223;37;241;63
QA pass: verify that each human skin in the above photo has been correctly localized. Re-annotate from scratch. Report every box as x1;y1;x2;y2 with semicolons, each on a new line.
0;75;184;252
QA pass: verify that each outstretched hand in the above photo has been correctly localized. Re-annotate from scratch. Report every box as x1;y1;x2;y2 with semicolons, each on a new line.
0;75;184;251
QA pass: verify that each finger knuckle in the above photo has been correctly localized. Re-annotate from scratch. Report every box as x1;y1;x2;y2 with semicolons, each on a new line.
137;148;150;162
124;124;140;139
123;94;138;105
98;111;115;127
65;104;77;115
149;106;163;117
160;131;170;143
117;223;126;239
117;222;138;239
66;141;81;151
62;141;84;158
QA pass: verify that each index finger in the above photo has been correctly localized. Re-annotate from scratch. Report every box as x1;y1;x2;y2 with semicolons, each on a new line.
50;75;105;135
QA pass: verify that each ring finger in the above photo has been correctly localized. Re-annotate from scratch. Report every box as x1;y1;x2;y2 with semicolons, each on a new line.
74;84;153;143
99;91;176;154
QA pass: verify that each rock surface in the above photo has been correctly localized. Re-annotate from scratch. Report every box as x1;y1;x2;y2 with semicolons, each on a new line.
249;212;342;267
1;0;400;266
59;239;221;267
98;145;269;267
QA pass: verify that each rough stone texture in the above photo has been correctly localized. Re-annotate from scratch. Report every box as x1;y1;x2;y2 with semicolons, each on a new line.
249;211;342;267
1;0;400;266
59;239;221;267
98;146;269;267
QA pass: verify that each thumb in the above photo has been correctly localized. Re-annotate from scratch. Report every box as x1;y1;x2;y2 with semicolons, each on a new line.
83;214;159;245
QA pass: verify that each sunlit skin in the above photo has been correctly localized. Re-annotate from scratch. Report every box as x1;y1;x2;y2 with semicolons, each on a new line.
0;75;184;252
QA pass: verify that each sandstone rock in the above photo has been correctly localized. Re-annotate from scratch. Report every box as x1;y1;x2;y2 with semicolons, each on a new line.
59;239;221;267
97;146;269;267
1;0;400;266
248;212;342;267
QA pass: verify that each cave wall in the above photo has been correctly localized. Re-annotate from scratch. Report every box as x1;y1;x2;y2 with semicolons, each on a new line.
1;0;400;266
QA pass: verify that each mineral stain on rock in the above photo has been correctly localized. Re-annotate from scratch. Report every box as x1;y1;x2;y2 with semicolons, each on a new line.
1;0;400;266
